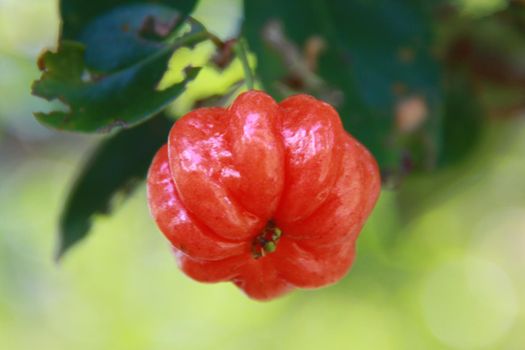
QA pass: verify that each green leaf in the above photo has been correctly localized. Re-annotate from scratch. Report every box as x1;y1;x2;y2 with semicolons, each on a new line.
60;0;198;40
439;70;483;166
57;115;173;260
80;4;183;73
32;32;203;132
244;0;442;175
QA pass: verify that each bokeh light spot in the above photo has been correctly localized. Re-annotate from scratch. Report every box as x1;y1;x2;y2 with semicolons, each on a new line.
420;256;517;349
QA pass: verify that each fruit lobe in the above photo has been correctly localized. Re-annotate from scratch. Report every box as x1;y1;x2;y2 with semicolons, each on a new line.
147;90;381;300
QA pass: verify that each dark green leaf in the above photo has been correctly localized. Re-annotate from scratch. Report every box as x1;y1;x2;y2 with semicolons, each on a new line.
57;115;173;260
80;4;182;72
244;0;442;175
60;0;198;40
439;70;483;166
32;33;202;132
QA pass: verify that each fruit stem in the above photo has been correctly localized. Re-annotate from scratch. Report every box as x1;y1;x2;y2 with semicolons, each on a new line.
233;38;256;90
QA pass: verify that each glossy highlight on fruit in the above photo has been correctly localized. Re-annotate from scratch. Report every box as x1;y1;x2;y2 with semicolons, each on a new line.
147;91;381;300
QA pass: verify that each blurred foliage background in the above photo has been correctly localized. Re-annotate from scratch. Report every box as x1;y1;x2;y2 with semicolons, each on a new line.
1;0;525;349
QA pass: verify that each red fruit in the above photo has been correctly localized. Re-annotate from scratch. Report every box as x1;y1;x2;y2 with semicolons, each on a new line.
147;91;381;300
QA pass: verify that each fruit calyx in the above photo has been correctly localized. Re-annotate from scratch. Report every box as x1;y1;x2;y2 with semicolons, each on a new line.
252;221;282;259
